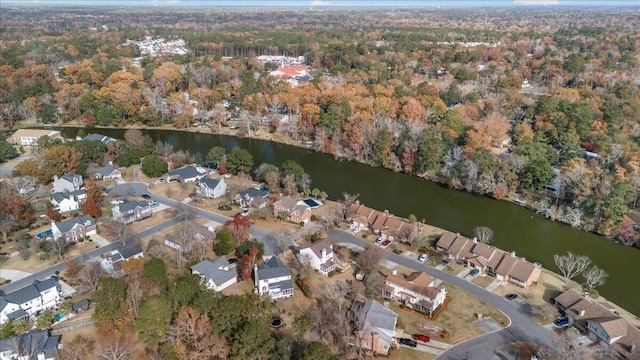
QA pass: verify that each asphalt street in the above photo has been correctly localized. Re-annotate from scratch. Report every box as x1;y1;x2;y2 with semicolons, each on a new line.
328;229;558;360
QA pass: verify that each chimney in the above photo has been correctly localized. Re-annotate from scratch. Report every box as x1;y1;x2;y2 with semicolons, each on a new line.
473;237;478;243
53;175;59;182
384;209;389;215
371;332;380;350
254;264;259;287
578;309;585;317
510;251;516;257
392;268;397;275
629;344;636;352
108;160;113;165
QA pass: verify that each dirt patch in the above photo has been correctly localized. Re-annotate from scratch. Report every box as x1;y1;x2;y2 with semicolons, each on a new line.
492;270;565;306
0;239;100;274
394;347;436;360
149;181;195;201
472;275;494;288
128;211;172;234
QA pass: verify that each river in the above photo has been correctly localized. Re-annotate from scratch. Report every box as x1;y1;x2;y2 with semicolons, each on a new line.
60;127;640;316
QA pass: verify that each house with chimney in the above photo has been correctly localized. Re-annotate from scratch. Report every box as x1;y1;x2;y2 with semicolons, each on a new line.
382;270;447;316
355;300;398;355
298;238;336;276
112;200;152;224
273;196;312;224
346;201;422;241
51;215;97;242
100;243;144;277
254;256;294;300
191;258;237;292
195;177;227;199
436;231;542;288
554;289;640;359
50;189;86;213
0;277;61;325
0;330;61;360
52;172;83;193
94;162;121;180
234;186;270;209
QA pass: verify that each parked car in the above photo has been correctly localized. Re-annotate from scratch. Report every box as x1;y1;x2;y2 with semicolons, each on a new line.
227;258;238;264
554;318;569;327
469;268;480;276
398;338;417;348
418;254;428;263
149;201;159;208
505;293;518;300
381;240;391;247
411;334;430;342
157;178;166;183
141;194;151;200
376;237;384;244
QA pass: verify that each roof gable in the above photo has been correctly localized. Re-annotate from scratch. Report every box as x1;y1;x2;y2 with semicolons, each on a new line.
54;215;96;234
168;166;201;179
300;238;333;259
192;258;236;286
198;177;221;189
257;256;291;280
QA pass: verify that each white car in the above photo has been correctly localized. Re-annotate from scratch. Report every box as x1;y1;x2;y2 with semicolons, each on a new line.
418;254;428;263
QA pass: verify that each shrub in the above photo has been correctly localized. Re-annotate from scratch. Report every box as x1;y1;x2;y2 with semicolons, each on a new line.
310;233;319;242
310;214;317;221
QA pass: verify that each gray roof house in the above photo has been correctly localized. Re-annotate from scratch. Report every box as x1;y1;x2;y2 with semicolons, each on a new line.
85;133;117;145
52;172;83;193
0;330;61;360
51;215;97;242
254;256;293;300
95;163;121;180
167;166;206;183
0;277;61;325
112;200;152;224
50;189;86;213
234;187;269;208
358;300;398;354
100;243;144;277
191;258;238;292
195;177;227;199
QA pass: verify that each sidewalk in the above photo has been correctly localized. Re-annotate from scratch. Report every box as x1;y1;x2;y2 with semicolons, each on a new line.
485;279;504;292
395;329;451;356
0;269;33;281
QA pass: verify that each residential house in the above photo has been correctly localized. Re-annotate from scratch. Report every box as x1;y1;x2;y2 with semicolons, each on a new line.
100;243;144;276
50;190;86;213
164;220;215;252
346;201;422;240
254;256;294;300
51;215;97;242
71;299;90;313
234;187;269;209
298;238;336;276
95;163;121;180
8;129;62;146
273;196;312;224
554;289;640;359
269;65;309;78
195;177;227;199
191;258;237;292
167;166;206;183
356;300;398;355
52;172;83;193
382;269;447;316
112;200;152;224
0;330;61;360
84;133;117;145
436;232;542;288
0;277;61;325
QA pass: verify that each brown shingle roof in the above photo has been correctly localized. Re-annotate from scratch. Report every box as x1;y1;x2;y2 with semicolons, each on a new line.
554;289;583;309
383;216;403;231
405;272;434;288
448;236;472;257
593;317;628;339
276;196;298;211
386;271;434;294
495;254;518;276
299;238;333;260
617;325;640;359
436;232;458;250
371;211;389;231
470;242;495;260
509;260;540;282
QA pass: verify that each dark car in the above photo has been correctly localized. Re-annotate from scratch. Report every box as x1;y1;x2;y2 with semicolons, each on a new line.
554;318;569;327
398;338;417;348
505;293;518;300
469;269;480;276
228;258;238;264
411;334;430;342
141;194;151;199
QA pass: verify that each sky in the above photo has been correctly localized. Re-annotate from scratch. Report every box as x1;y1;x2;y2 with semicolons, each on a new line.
3;0;639;7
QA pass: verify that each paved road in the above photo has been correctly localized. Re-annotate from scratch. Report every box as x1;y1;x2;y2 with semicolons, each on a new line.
328;229;557;360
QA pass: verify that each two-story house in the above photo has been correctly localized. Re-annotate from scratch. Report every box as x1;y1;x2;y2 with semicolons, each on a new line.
84;133;117;146
52;173;83;193
254;256;294;300
382;269;447;316
8;129;62;146
356;300;398;355
234;187;269;209
50;215;97;242
95;163;121;180
0;330;61;360
195;177;227;199
191;258;237;292
0;277;61;325
346;201;423;241
298;238;336;276
273;196;312;224
50;190;86;213
112;201;152;224
167;166;206;183
100;243;144;277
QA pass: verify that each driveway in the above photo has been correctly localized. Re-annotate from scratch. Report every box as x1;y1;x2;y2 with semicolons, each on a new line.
328;229;557;360
0;269;33;281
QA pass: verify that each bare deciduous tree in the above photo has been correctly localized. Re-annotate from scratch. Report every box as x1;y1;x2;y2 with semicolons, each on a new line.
357;246;387;273
59;334;95;360
95;337;135;360
553;252;591;282
339;192;359;219
271;228;293;255
473;226;494;244
47;238;70;260
583;265;608;289
530;302;559;320
104;220;136;246
6;335;45;359
77;262;105;294
565;207;583;229
169;221;196;272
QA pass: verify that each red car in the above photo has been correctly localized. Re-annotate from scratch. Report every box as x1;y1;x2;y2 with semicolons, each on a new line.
412;334;430;342
381;240;391;247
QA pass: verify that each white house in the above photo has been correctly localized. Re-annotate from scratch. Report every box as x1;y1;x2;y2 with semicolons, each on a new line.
51;215;97;242
234;187;269;209
195;177;227;199
191;258;237;292
298;238;336;276
254;256;294;300
52;173;83;193
8;129;62;146
112;201;152;224
382;270;447;316
49;190;86;213
0;277;61;325
0;330;61;360
100;243;144;277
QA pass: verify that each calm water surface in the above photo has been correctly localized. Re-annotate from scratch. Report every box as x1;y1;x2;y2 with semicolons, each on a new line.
61;128;640;316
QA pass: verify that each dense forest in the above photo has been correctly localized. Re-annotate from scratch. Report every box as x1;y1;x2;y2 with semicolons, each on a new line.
1;7;639;245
